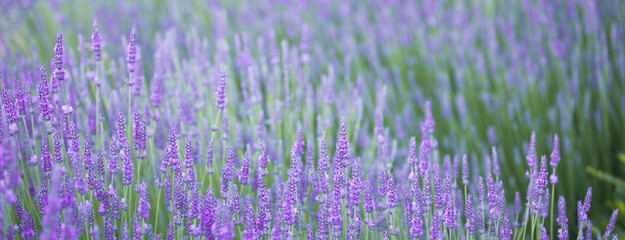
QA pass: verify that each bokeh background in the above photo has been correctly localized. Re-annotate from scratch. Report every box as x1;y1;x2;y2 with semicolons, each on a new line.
1;0;624;238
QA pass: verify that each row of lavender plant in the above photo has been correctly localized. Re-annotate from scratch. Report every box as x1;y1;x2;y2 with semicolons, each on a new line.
0;27;620;240
3;0;624;225
1;0;624;239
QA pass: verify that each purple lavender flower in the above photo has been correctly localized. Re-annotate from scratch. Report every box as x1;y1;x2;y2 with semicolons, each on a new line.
363;180;374;213
91;21;101;62
41;138;53;179
136;181;151;220
386;172;398;209
38;66;51;121
238;151;251;185
120;143;133;186
465;194;476;236
336;117;350;167
96;149;105;177
184;137;195;169
221;146;235;197
37;178;49;215
216;68;227;110
535;156;549;197
167;223;175;240
166;129;180;172
515;192;522;215
54;31;65;82
2;88;18;125
205;139;214;174
557;195;569;240
462;154;469;185
53;130;62;164
15;81;27;116
578;187;592;231
492;146;500;177
174;171;188;222
550;134;561;168
419;142;429;174
318;132;330;172
604;209;619;239
540;226;549;240
408;136;418;168
127;25;137;74
527;131;537;170
133;110;147;159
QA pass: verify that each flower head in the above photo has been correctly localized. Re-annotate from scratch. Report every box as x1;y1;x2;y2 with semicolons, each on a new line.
127;25;137;74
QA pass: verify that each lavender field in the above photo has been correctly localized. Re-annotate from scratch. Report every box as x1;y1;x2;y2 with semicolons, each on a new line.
0;0;624;239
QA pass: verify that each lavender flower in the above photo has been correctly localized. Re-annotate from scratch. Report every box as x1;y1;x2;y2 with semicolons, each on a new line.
462;154;469;185
492;146;500;177
464;194;476;236
221;146;235;197
127;25;137;74
318;132;330;172
133;110;147;159
205;139;214;174
54;31;65;82
15;81;27;116
91;21;101;62
2;88;18;128
527;131;537;171
540;226;549;240
557;196;569;240
238;151;250;185
38;66;51;121
136;181;151;220
216;68;227;110
604;209;619;239
578;187;592;231
551;134;561;168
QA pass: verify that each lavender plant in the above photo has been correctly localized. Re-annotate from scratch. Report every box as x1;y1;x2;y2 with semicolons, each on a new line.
0;0;624;239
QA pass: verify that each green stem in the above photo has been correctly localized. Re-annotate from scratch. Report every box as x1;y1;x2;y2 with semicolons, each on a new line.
549;169;556;238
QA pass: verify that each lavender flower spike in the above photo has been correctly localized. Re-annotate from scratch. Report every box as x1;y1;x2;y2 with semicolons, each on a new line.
54;31;65;82
38;66;51;121
127;25;137;74
603;209;618;239
550;134;561;168
556;196;568;240
462;154;469;186
91;21;102;62
216;68;227;110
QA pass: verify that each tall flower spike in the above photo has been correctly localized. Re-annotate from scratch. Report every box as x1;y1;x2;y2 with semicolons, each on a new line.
556;195;568;240
38;66;51;121
184;138;194;169
408;137;418;168
462;154;469;185
238;151;250;185
465;194;476;236
54;31;65;82
337;117;349;167
133;110;147;159
604;209;619;239
15;81;27;116
92;21;101;62
535;156;549;197
136;181;151;221
492;146;500;177
527;131;537;170
216;68;227;110
127;25;137;74
205;139;214;174
1;88;18;136
550;134;561;168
